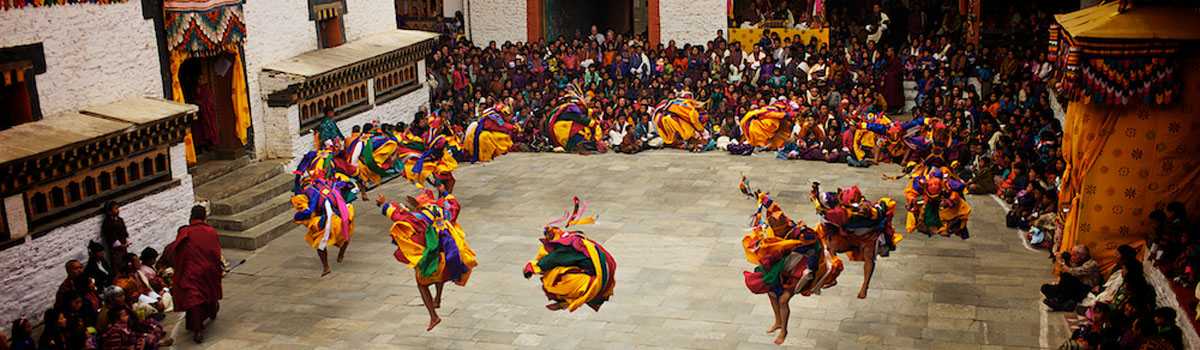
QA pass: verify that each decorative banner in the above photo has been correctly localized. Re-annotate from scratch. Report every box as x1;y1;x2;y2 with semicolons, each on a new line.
164;0;246;53
1;0;125;11
1049;15;1181;105
1059;57;1200;273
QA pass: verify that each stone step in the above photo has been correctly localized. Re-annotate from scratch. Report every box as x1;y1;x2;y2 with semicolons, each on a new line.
208;192;294;231
903;80;916;89
210;173;295;215
194;160;288;203
217;214;296;250
189;157;250;188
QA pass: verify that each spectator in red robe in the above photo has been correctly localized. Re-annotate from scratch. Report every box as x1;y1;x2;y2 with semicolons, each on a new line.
170;206;224;344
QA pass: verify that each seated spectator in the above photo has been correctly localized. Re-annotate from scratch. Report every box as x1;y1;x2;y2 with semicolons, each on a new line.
967;156;997;194
84;241;113;288
1129;316;1175;350
8;318;33;350
54;260;84;310
1043;244;1102;311
1153;307;1183;349
38;309;67;350
99;308;157;350
73;275;101;326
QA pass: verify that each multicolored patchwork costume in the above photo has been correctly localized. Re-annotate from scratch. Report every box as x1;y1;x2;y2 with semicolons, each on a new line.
523;198;617;312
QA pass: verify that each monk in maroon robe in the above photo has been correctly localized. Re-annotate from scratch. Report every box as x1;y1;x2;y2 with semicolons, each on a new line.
188;78;220;149
882;47;905;114
171;206;223;343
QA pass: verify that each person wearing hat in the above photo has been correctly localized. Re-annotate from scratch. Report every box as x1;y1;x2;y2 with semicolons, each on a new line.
85;240;114;288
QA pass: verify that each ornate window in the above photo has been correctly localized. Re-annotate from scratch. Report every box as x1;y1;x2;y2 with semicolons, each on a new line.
0;43;45;131
310;0;347;49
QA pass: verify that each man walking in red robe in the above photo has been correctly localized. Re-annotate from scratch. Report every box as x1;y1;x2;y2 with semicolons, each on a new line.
171;206;224;343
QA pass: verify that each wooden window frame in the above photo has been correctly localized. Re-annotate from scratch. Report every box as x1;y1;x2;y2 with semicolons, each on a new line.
0;43;46;130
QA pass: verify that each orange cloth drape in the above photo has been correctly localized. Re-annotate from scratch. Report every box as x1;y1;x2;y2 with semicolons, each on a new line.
1059;57;1200;274
171;44;251;164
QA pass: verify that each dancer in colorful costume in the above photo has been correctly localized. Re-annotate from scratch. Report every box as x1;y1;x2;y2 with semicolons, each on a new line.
401;111;460;192
652;91;709;149
290;144;358;277
356;122;403;187
543;85;604;154
739;100;802;149
845;111;892;166
523;197;617;312
810;183;898;299
853;116;931;165
739;178;843;345
904;168;971;239
463;103;518;163
376;187;477;331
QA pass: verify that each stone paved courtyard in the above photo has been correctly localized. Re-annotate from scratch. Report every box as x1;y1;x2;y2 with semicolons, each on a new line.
166;151;1068;349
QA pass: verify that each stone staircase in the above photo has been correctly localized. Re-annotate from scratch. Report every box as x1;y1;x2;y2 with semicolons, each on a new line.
192;159;295;250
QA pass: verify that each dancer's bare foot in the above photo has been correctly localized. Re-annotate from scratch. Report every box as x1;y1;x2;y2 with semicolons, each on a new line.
545;302;564;310
766;324;781;333
426;316;441;331
773;331;787;345
857;289;869;299
321;268;331;277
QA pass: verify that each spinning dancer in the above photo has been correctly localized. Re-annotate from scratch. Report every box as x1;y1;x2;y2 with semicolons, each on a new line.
904;168;971;239
376;188;477;331
463;102;518;163
402;111;460;192
290;143;358;276
523;197;617;312
543;85;605;155
810;183;898;298
852;116;931;165
652;91;709;150
739;178;843;345
739;100;803;149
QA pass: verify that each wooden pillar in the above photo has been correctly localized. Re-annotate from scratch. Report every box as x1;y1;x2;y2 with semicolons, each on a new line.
648;0;660;45
527;0;543;42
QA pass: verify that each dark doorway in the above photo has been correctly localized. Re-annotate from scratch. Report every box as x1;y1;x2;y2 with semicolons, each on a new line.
179;55;242;161
543;0;645;41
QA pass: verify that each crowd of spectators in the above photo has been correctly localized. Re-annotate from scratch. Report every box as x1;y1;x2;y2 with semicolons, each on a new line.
2;202;177;350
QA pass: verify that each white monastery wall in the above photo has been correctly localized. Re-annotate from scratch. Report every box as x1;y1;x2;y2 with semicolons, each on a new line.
443;0;463;18
0;143;193;333
0;1;161;117
659;0;725;46
242;0;319;160
344;0;397;43
465;0;526;46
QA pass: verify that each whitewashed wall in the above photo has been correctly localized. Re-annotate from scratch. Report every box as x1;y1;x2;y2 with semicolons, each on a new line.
659;0;725;46
243;0;319;160
443;0;463;19
0;143;194;334
344;0;398;43
464;0;526;46
0;1;161;117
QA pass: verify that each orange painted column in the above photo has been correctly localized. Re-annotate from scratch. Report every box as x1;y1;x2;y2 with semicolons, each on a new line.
527;0;543;42
648;0;660;45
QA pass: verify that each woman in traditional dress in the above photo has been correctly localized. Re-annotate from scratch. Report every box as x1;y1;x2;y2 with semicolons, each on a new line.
652;92;709;150
463;103;518;163
376;188;476;331
739;179;842;345
522;197;617;312
739;100;802;149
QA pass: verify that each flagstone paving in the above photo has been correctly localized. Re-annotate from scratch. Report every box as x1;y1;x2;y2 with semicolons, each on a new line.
166;151;1068;349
